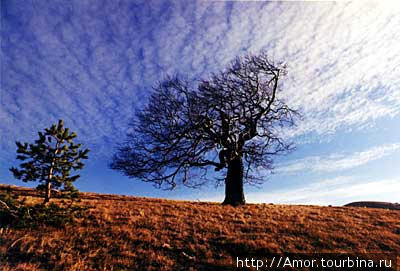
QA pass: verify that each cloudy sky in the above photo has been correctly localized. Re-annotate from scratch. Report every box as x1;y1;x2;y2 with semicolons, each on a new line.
1;0;399;205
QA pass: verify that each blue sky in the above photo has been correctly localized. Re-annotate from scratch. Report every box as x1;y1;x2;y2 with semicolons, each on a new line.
1;0;400;205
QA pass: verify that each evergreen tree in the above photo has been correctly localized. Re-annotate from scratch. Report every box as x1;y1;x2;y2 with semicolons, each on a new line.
10;119;89;204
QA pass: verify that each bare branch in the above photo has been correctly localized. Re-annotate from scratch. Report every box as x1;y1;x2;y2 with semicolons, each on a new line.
110;51;301;191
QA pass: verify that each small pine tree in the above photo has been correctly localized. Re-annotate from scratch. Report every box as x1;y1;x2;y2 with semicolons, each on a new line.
10;119;89;204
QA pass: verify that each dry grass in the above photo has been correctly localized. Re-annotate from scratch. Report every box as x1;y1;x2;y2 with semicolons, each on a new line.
1;185;399;270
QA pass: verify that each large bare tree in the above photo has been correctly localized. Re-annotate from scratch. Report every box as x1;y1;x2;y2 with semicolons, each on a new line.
110;52;300;205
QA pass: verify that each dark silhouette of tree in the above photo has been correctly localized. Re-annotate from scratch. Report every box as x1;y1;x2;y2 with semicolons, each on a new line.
10;119;89;204
111;52;300;205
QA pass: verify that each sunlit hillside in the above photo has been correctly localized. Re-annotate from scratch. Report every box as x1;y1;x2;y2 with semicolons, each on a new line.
1;185;399;271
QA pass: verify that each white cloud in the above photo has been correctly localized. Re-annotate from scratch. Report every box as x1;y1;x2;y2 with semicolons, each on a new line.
1;1;400;159
247;177;400;205
277;143;400;174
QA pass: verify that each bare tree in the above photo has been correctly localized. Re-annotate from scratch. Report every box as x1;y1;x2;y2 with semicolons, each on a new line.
110;52;300;205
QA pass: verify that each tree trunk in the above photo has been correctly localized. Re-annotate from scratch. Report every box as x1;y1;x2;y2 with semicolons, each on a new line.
223;156;245;206
44;145;57;205
44;180;51;204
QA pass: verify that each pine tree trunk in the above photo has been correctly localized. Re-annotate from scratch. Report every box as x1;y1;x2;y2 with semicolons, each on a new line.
223;156;245;206
44;164;55;204
44;180;51;204
44;145;58;204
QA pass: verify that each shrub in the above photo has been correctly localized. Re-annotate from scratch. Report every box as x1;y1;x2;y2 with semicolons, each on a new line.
0;191;86;229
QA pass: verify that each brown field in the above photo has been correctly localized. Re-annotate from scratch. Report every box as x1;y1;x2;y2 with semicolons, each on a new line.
1;185;399;271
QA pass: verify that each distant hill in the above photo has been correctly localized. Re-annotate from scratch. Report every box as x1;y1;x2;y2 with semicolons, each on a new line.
1;184;399;271
345;201;400;210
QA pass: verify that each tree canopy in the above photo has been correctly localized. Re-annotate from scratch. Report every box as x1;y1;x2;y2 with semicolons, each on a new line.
111;52;300;205
10;119;89;203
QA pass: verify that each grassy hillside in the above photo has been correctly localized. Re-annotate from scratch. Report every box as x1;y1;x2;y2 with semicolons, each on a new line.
1;185;399;271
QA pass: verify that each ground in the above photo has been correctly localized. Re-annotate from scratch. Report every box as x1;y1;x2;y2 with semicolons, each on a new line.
0;185;399;271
